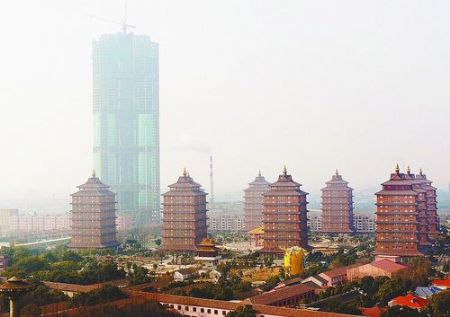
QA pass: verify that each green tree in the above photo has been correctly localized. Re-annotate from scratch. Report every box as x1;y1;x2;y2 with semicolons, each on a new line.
383;305;424;317
428;289;450;317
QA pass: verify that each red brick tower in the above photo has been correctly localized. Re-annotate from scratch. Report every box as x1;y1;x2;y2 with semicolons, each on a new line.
416;169;440;241
321;170;355;235
262;167;309;255
244;171;271;231
69;171;119;249
375;165;422;257
405;167;431;249
162;169;208;253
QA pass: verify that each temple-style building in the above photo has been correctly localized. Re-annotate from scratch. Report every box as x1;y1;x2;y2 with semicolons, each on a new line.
416;169;440;241
262;167;309;255
162;170;208;253
375;165;422;258
321;170;355;235
69;172;119;249
405;167;431;248
244;171;271;230
194;238;221;263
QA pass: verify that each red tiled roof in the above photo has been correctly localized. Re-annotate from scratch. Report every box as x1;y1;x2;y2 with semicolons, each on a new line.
371;259;408;273
432;278;450;288
249;283;315;305
360;306;387;317
389;294;428;309
321;264;363;278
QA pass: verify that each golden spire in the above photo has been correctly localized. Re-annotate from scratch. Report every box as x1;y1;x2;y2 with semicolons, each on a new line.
335;168;339;176
258;170;261;177
283;165;287;175
183;168;187;177
407;166;411;174
395;163;400;174
419;168;423;175
92;169;96;177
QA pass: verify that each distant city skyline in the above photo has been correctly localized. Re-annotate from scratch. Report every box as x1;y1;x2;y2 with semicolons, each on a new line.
2;1;450;205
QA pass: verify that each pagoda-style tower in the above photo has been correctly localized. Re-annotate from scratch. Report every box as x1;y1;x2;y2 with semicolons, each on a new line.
162;169;208;253
405;167;432;249
416;169;440;241
262;167;309;255
321;170;354;235
244;171;271;230
375;165;422;258
69;172;119;249
0;276;32;317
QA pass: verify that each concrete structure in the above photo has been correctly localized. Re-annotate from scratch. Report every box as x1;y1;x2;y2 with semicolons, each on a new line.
262;167;309;255
93;31;160;224
321;171;354;234
308;215;322;232
375;165;423;257
162;170;207;253
347;259;408;282
7;213;71;235
69;172;119;249
0;209;18;235
207;212;244;231
244;171;271;230
353;214;376;233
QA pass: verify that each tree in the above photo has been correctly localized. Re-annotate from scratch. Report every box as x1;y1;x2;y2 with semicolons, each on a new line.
226;305;256;317
428;289;450;317
383;305;424;317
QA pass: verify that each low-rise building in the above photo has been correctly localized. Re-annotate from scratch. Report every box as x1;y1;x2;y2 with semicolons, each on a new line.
248;283;315;307
388;293;428;311
319;264;363;288
347;260;408;282
142;292;359;317
174;268;197;282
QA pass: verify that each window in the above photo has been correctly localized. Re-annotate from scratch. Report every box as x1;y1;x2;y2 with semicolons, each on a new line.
214;310;218;314
201;308;204;313
193;307;197;312
207;309;211;314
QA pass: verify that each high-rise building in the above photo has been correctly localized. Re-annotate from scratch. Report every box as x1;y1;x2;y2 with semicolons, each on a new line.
321;170;354;234
93;31;160;224
162;170;208;253
416;169;440;241
262;167;309;255
69;172;119;249
353;214;376;233
405;167;431;248
244;171;271;230
375;165;423;258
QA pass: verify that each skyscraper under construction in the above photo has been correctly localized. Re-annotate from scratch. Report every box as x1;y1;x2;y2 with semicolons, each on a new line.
93;31;160;224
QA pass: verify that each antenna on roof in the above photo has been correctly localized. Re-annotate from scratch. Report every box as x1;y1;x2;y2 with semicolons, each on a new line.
122;0;136;33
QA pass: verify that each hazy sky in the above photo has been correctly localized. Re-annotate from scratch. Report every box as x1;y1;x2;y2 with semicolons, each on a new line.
1;0;450;205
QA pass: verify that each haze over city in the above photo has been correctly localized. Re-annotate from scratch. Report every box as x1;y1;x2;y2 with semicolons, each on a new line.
1;0;450;204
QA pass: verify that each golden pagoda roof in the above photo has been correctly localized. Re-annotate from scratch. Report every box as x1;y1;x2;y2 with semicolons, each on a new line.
248;226;264;235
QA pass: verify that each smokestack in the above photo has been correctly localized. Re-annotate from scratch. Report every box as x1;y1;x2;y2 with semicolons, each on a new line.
210;155;214;204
